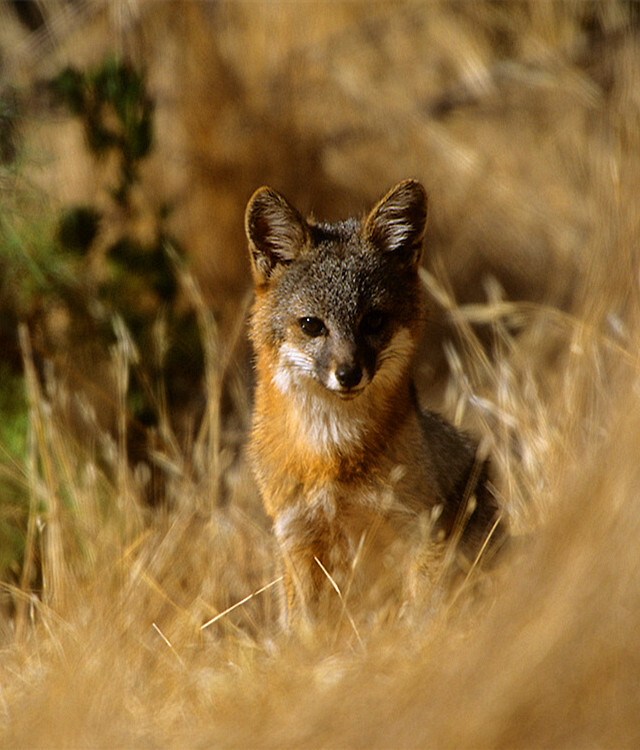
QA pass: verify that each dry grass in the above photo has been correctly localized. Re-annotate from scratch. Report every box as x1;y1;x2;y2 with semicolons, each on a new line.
2;1;640;747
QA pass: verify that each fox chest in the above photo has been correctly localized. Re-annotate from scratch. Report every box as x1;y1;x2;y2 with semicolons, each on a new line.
253;384;412;497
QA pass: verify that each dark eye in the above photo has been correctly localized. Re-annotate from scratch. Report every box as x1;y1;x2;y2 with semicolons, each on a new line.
299;316;326;337
360;310;386;336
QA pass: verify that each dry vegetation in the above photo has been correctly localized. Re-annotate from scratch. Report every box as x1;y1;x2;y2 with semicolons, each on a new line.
1;1;640;747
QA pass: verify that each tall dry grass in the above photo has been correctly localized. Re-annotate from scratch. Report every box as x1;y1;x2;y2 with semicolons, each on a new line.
1;1;640;747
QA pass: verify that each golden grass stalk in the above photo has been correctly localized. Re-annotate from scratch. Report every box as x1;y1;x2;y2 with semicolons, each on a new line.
18;325;67;618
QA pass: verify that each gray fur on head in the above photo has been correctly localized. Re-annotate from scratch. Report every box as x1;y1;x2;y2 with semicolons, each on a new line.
245;180;428;284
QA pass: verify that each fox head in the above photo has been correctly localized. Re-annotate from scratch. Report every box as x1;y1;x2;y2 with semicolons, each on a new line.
245;180;428;403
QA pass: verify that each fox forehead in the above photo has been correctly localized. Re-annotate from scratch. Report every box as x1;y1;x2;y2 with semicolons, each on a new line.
269;224;417;321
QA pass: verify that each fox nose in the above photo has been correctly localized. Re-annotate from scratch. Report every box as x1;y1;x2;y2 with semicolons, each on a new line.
335;362;362;390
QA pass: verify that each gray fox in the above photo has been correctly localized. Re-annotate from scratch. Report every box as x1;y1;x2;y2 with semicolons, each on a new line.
245;179;504;623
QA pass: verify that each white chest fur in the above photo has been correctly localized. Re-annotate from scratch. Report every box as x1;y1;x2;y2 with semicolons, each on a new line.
270;328;415;457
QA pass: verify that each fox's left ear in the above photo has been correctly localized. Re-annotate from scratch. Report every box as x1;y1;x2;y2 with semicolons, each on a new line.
364;179;428;267
245;186;309;284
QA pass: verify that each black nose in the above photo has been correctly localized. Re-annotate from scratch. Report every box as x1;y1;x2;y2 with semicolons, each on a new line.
335;363;362;389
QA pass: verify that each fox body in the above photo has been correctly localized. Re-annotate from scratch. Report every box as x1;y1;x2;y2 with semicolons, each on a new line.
245;180;501;622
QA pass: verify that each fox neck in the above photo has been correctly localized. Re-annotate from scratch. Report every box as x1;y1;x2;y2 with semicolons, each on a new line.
253;349;414;467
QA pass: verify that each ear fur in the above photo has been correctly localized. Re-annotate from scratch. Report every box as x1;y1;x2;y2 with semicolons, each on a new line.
364;179;428;266
245;187;309;284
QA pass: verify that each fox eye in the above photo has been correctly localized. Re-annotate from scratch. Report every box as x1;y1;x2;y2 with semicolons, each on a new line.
360;310;387;336
299;316;326;337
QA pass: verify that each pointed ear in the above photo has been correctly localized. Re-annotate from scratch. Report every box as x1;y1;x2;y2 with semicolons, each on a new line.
363;180;428;267
244;187;309;284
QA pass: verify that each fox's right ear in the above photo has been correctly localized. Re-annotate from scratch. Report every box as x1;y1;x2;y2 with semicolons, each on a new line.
245;187;309;284
364;179;428;268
